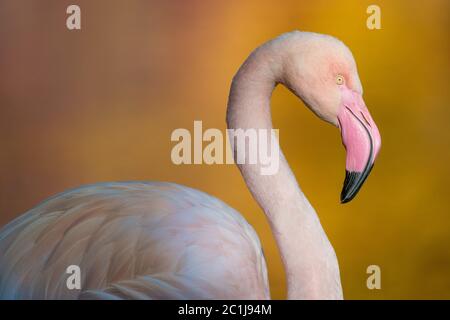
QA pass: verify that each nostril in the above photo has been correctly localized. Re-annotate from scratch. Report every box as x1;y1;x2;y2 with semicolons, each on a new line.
360;111;371;127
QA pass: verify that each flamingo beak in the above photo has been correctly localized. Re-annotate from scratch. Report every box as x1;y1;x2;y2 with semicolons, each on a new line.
337;88;381;203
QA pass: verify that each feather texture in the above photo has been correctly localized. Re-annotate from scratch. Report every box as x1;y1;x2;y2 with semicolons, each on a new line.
0;182;269;299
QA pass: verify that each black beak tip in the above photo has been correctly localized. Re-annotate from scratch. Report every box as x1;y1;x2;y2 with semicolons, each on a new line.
340;164;374;204
340;171;360;203
340;194;352;204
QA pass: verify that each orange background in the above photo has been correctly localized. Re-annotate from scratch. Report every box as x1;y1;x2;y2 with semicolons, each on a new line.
1;0;449;299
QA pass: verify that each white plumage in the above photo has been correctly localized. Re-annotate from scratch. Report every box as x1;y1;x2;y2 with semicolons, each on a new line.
0;182;269;299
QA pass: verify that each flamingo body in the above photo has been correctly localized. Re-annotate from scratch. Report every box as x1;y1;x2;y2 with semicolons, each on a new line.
0;182;269;299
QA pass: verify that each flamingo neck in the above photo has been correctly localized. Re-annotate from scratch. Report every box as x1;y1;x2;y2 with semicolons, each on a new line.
226;41;343;299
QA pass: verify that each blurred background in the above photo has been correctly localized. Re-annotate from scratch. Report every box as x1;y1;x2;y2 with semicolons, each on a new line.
0;0;449;299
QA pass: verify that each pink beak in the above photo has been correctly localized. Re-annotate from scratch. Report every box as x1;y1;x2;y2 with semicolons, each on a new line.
337;87;381;203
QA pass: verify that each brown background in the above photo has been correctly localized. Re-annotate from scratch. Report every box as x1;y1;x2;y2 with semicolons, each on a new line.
1;0;449;299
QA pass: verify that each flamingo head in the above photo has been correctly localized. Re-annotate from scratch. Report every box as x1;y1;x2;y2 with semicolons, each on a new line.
281;32;381;203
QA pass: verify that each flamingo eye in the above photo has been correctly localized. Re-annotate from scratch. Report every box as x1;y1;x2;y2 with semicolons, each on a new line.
336;75;345;85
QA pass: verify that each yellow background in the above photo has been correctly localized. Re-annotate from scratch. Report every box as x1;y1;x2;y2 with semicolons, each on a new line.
0;0;449;299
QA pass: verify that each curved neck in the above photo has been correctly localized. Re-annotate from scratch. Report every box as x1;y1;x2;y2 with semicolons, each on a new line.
226;42;343;299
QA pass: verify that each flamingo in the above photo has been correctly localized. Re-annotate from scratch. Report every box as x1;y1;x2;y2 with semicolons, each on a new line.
0;31;381;300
